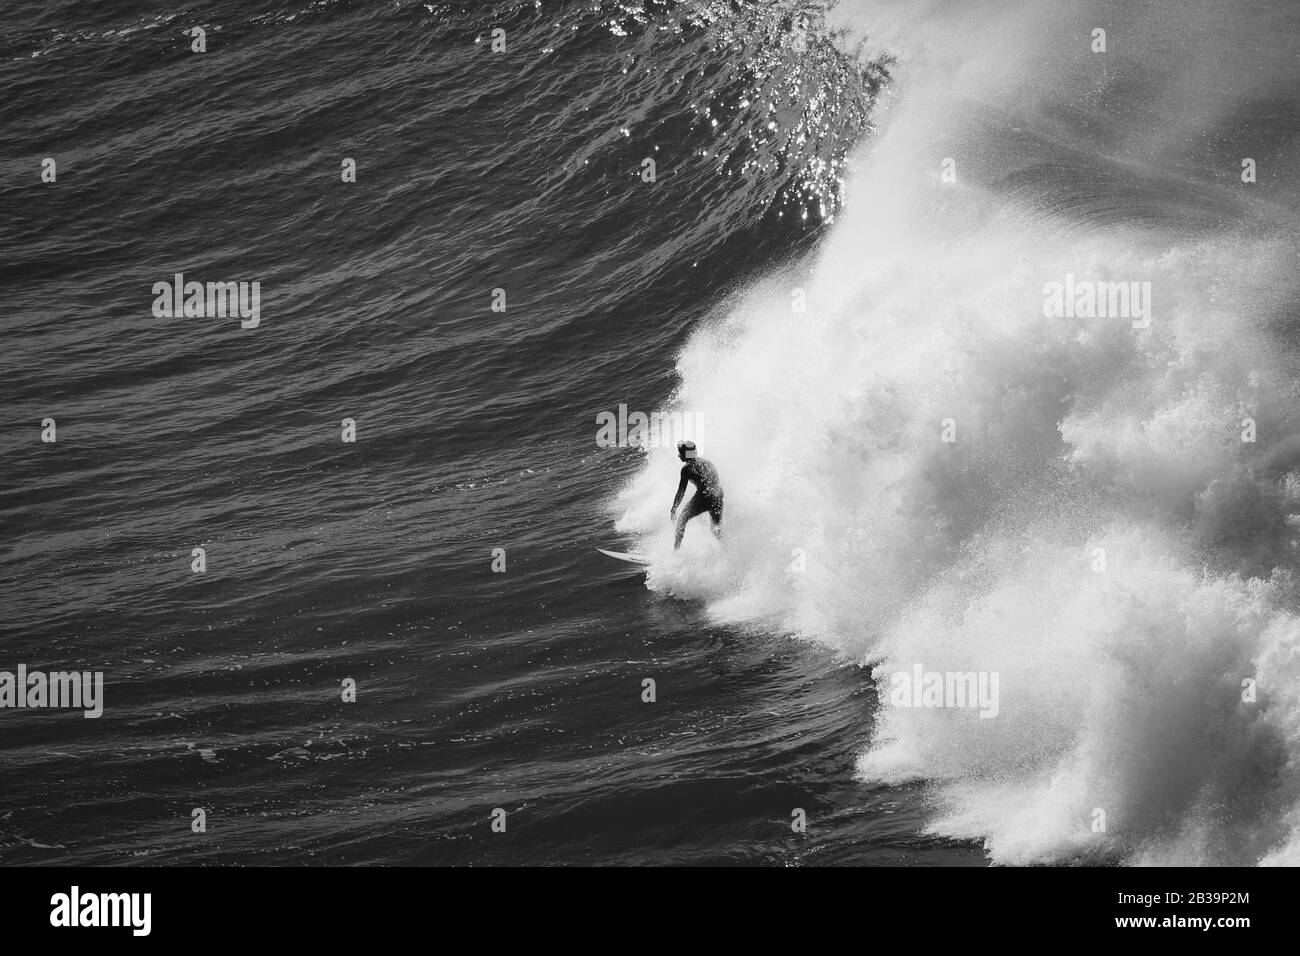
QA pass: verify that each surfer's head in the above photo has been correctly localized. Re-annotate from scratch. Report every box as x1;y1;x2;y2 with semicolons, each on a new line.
677;440;697;461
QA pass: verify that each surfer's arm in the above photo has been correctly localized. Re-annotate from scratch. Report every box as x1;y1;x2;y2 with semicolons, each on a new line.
670;470;688;517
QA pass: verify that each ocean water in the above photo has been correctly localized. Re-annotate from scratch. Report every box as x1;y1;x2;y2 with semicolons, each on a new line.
1;0;1297;866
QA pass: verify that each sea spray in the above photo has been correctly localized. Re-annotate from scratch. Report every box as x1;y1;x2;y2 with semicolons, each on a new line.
616;0;1300;864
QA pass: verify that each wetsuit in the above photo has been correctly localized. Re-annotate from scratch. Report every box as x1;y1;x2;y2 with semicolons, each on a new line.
672;457;724;548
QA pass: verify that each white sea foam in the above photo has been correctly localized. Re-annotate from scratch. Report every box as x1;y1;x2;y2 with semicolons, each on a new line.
615;0;1300;864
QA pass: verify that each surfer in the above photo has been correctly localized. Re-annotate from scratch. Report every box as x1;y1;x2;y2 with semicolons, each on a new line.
670;440;724;549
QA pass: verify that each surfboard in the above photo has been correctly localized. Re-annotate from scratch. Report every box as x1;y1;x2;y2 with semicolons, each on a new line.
596;548;651;566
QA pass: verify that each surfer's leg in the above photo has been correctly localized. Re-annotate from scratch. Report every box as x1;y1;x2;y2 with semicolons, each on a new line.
708;497;723;540
673;497;708;549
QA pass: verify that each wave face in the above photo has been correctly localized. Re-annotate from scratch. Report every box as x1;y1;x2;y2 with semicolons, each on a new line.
617;0;1300;865
1;0;896;865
